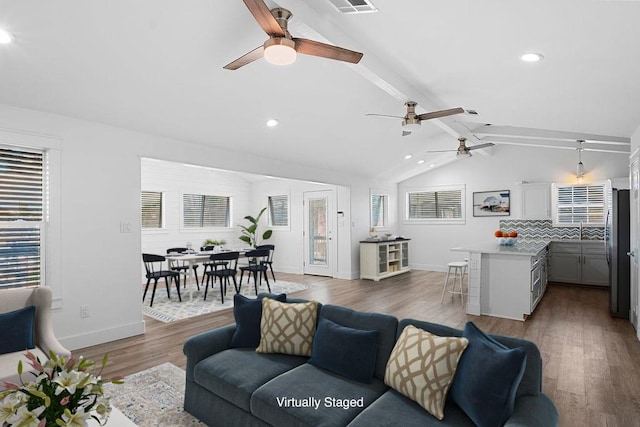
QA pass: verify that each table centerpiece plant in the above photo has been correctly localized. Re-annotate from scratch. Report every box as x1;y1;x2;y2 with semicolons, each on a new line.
0;351;123;427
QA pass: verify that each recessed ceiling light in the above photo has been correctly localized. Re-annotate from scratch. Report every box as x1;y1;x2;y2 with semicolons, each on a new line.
266;119;279;127
428;163;436;168
521;53;543;62
404;154;412;160
0;29;15;45
417;160;425;165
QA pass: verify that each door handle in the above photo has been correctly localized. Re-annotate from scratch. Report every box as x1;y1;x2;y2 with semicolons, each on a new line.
628;251;636;258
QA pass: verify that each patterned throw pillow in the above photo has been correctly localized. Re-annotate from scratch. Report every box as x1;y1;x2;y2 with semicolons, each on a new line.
256;299;319;357
384;325;468;420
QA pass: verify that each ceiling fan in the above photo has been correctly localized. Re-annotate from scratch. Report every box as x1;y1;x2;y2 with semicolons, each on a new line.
427;137;495;157
224;0;364;70
366;101;465;136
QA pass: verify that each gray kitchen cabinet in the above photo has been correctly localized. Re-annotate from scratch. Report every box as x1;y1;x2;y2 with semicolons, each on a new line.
549;241;609;286
581;244;609;286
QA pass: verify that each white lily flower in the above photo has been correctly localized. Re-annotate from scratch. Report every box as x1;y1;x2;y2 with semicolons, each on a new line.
0;394;22;423
60;406;91;427
52;370;82;396
7;405;45;427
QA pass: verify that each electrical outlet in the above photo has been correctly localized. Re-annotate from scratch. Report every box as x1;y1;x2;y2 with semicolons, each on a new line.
80;305;89;318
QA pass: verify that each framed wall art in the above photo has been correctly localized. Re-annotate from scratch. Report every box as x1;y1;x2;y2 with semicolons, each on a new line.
472;190;510;217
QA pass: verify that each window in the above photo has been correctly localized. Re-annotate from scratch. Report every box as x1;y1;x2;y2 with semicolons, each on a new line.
268;195;289;227
141;191;163;228
370;193;388;228
183;194;231;228
406;186;465;222
552;182;609;226
0;147;44;289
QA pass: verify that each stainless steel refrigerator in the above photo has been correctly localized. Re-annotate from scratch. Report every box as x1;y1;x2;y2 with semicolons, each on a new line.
606;189;631;318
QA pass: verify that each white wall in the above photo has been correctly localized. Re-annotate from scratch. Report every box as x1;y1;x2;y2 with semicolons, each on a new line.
398;144;629;271
250;178;333;275
632;125;640;336
0;103;372;349
141;159;252;252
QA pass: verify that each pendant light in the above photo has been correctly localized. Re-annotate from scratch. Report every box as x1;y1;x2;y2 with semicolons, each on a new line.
576;140;585;183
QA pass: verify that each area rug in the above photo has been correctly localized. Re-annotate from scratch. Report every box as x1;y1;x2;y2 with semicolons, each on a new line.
143;279;315;323
104;362;202;426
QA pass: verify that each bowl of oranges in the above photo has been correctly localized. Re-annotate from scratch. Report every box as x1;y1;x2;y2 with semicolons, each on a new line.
494;230;518;246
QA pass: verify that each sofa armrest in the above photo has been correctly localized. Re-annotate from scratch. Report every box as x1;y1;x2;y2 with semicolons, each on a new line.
33;287;71;358
505;394;558;427
183;324;236;381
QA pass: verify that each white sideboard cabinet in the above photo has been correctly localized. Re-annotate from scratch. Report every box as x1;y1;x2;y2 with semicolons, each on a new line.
360;238;410;281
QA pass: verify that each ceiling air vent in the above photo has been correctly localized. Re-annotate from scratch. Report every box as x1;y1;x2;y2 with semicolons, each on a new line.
327;0;378;14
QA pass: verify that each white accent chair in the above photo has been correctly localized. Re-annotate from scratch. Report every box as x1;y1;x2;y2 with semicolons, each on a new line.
0;286;70;383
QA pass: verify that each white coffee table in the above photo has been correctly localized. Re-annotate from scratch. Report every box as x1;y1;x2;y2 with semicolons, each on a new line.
88;407;137;426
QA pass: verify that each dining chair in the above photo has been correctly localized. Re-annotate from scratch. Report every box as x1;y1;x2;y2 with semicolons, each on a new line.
203;251;239;303
142;253;182;307
166;247;200;290
238;249;271;295
255;244;276;282
199;245;229;284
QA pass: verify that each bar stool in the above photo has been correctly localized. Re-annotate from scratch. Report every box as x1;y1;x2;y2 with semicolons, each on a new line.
440;261;468;306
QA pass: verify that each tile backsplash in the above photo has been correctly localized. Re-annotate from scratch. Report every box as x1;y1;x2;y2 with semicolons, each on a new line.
499;219;604;240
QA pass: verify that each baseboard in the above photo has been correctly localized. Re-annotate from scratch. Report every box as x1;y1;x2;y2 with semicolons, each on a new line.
334;271;359;280
60;320;145;351
466;303;481;316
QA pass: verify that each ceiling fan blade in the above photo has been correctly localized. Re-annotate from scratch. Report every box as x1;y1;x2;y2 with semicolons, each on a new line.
293;38;363;64
467;142;495;151
417;107;465;121
223;45;264;70
426;149;456;153
365;113;405;119
242;0;285;36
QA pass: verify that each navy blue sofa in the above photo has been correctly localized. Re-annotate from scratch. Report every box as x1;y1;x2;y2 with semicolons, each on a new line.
183;301;558;426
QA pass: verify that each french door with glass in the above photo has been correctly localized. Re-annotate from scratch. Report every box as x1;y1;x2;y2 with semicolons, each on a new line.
303;190;334;276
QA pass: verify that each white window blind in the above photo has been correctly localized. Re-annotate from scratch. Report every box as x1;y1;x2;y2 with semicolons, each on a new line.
268;195;289;227
183;194;230;228
553;183;608;225
0;147;43;289
407;189;463;220
370;194;387;227
141;191;163;228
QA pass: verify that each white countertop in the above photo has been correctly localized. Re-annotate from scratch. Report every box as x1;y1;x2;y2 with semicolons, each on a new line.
451;239;551;256
452;238;604;256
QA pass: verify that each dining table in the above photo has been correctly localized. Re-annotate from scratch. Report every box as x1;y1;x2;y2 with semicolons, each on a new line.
165;248;251;301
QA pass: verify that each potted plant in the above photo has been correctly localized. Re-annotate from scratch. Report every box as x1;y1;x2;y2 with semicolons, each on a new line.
239;207;272;248
0;351;123;426
202;239;227;250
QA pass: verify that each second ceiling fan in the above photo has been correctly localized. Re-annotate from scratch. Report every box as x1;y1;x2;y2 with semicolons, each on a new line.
427;137;495;157
224;0;364;70
366;101;465;136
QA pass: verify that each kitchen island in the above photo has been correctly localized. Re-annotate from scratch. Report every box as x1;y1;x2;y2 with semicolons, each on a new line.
452;239;550;321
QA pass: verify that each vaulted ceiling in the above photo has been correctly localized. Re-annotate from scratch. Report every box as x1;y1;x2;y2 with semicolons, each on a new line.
0;0;638;182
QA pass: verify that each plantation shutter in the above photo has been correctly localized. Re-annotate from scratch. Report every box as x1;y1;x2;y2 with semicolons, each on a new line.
0;147;44;288
268;195;289;227
408;189;462;219
141;191;162;228
555;183;606;225
183;194;230;228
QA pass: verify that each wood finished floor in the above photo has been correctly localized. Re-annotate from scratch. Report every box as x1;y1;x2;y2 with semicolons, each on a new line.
77;270;640;427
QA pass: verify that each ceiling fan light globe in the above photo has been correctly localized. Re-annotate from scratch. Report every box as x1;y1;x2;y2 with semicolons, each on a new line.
264;38;297;65
402;118;421;131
